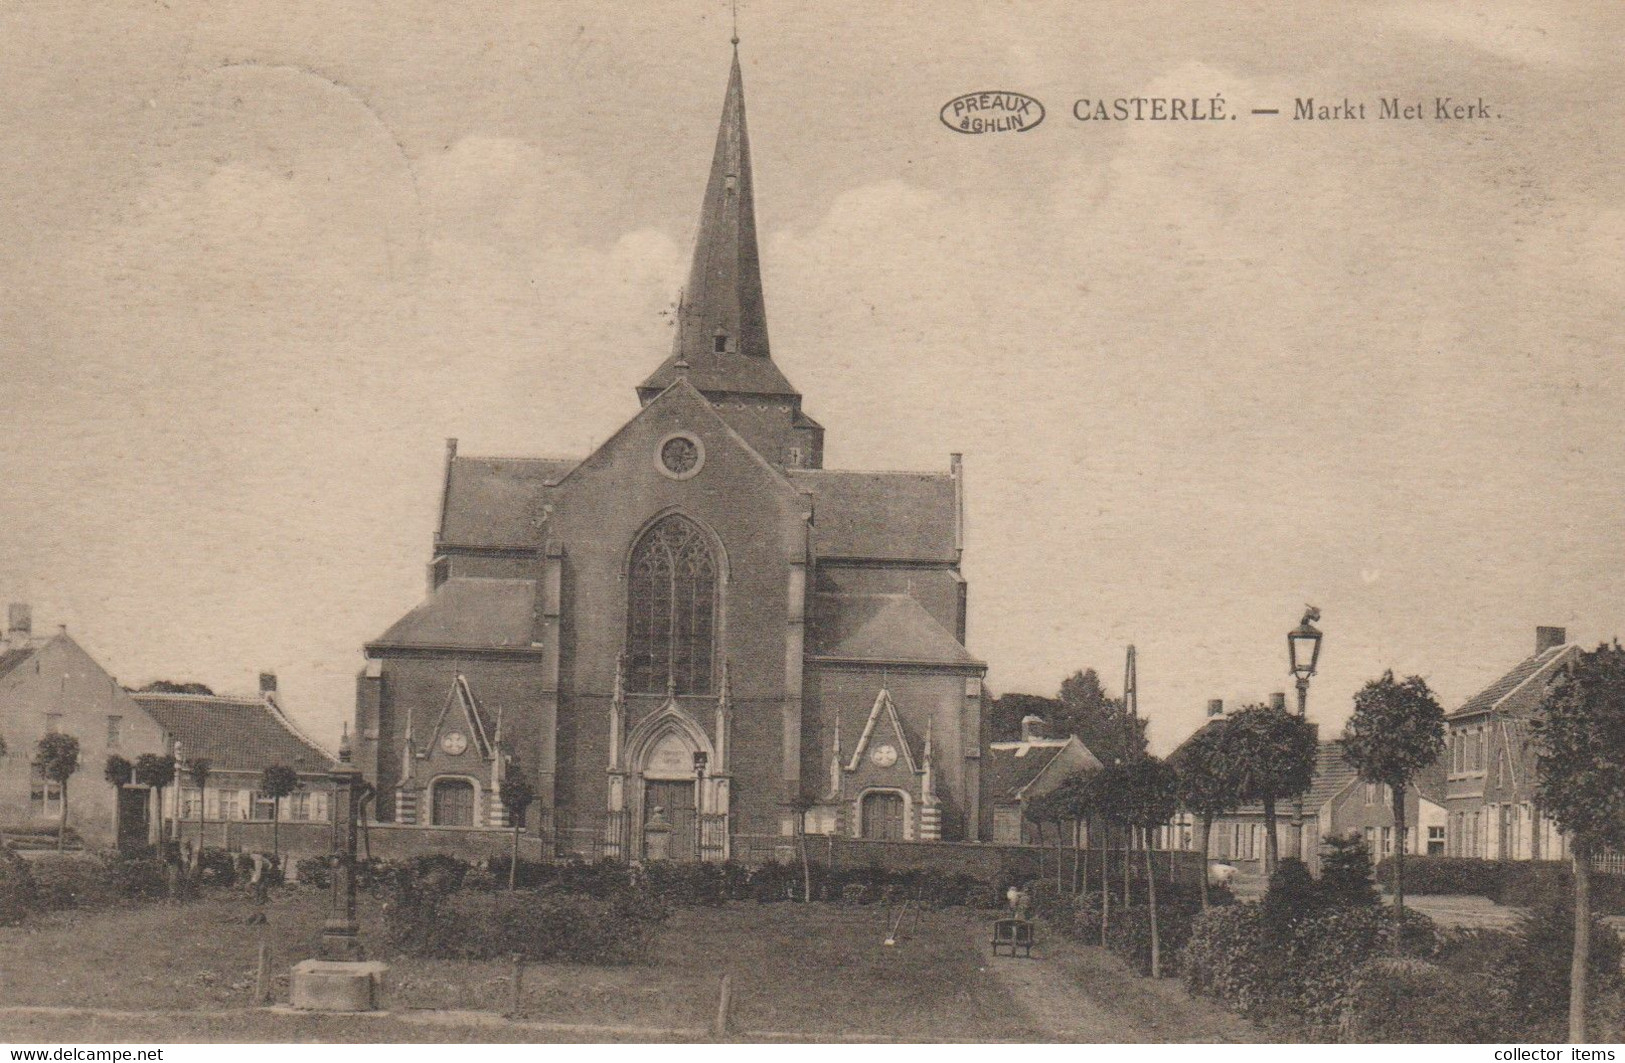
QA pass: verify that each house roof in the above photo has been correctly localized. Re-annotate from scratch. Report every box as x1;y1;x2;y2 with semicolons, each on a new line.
1446;642;1576;721
1413;759;1449;806
787;469;958;563
131;692;335;776
439;454;578;548
0;643;41;682
369;578;538;651
810;591;982;667
1234;740;1360;817
982;736;1102;802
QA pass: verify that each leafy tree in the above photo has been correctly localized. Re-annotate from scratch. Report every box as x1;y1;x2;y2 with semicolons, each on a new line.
987;692;1063;742
1058;669;1148;766
259;764;301;860
35;733;80;852
1531;643;1625;1042
1225;701;1317;875
1171;719;1242;908
498;764;536;892
1116;754;1180;977
132;680;215;696
1341;671;1445;921
186;758;210;874
1052;770;1098;893
104;754;133;788
1318;832;1380;908
133;753;176;848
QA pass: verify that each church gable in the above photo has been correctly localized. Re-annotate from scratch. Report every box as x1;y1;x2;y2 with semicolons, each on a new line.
423;674;497;764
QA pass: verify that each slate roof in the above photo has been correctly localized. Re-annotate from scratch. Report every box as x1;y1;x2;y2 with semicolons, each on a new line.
810;592;981;667
787;469;958;563
131;692;335;776
369;578;538;651
1413;760;1449;806
1446;642;1576;721
0;644;41;682
438;455;577;548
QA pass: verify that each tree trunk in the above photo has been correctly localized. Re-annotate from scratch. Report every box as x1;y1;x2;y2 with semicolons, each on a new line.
1100;831;1111;946
799;823;812;903
1392;782;1408;925
1145;832;1161;978
1081;820;1090;899
1263;797;1279;876
57;780;68;852
1199;814;1213;909
509;826;519;891
1123;823;1133;907
1570;849;1592;1044
1056;825;1065;891
273;808;281;860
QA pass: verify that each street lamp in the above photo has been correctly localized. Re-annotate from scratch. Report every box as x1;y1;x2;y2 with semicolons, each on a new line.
1287;606;1323;864
692;751;709;862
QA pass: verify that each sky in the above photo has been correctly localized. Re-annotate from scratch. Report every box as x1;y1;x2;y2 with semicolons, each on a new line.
0;1;1620;754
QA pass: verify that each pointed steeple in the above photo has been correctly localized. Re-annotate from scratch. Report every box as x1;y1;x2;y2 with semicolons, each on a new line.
640;48;799;403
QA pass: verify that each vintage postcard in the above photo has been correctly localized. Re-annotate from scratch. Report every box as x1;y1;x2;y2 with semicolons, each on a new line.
0;0;1620;1049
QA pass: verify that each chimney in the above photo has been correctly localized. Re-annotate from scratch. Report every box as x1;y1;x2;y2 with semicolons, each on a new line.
1207;699;1224;717
1270;692;1287;711
6;603;31;649
1536;626;1566;655
1020;715;1044;742
259;672;278;695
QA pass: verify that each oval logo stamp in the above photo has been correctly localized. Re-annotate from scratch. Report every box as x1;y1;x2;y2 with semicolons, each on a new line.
940;91;1045;134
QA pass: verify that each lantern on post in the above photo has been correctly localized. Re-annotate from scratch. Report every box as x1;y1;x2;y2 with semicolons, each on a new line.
1286;606;1323;863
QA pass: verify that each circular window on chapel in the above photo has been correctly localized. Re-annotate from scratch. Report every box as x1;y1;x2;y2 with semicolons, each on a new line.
656;433;704;480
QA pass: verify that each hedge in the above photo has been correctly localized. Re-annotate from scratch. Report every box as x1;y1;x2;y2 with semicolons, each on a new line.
1375;857;1625;913
383;880;666;963
1344;957;1510;1043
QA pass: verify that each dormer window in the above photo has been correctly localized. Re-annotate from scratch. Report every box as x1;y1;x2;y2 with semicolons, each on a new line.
714;333;728;353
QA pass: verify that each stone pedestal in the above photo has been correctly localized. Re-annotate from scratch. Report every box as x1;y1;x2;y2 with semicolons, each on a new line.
289;959;390;1012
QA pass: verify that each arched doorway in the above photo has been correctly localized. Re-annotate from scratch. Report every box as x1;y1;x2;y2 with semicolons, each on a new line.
431;777;476;827
642;731;699;860
861;791;906;841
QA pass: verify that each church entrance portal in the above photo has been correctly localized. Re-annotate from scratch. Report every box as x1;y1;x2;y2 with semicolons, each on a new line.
644;778;697;861
861;791;906;841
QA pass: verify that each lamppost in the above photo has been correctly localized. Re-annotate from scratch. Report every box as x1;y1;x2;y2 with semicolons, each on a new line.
692;750;709;862
321;725;365;960
1287;607;1324;863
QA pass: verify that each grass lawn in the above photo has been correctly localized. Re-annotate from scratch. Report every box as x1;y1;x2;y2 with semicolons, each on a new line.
0;890;1033;1041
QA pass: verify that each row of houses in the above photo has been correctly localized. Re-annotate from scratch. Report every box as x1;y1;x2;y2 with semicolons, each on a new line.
0;603;336;850
986;625;1579;873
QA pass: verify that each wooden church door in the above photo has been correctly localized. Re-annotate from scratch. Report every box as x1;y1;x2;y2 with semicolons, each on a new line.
861;792;905;841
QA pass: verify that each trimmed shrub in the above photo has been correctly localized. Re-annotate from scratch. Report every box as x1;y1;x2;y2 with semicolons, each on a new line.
103;854;168;901
0;852;38;924
1319;834;1381;908
1345;956;1511;1043
384;884;666;962
196;847;237;887
1183;903;1277;1014
29;855;118;910
1375;857;1625;913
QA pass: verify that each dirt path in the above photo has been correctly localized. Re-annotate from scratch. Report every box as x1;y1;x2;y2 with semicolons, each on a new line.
977;926;1257;1042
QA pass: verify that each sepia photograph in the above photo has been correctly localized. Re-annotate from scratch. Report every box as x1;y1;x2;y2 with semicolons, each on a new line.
0;0;1621;1049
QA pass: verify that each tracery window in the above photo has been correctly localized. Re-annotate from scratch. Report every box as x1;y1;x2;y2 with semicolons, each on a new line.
626;515;718;695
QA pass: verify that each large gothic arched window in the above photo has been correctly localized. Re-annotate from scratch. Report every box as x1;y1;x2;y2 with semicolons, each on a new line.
626;515;718;695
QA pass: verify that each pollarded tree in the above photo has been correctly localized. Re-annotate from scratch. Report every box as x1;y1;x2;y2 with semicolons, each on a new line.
133;753;176;849
1171;719;1243;909
1341;670;1444;921
1023;788;1070;888
1118;754;1181;978
498;764;536;892
259;764;301;861
1225;701;1317;876
1531;643;1625;1043
187;758;211;874
35;733;81;852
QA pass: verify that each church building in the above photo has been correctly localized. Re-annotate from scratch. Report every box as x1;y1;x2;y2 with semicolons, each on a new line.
354;48;988;858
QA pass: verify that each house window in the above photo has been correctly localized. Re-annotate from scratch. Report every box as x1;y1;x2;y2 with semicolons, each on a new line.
286;791;329;822
1364;826;1376;853
106;715;123;748
29;764;62;817
1381;826;1393;855
250;792;277;821
179;787;203;820
213;789;242;821
714;333;728;353
625;515;719;695
1365;783;1378;805
786;446;802;468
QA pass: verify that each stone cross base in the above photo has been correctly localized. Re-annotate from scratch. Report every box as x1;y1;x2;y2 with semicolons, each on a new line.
289;959;390;1012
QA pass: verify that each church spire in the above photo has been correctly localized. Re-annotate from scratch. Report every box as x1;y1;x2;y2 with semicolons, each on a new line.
639;47;799;403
